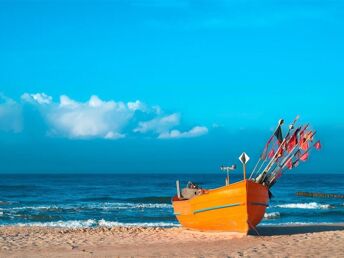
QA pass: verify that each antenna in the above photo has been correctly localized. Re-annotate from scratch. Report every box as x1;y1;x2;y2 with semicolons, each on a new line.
220;164;236;185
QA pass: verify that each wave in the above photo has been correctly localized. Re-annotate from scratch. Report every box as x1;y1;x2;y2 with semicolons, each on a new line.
1;219;178;228
3;202;172;212
275;202;331;209
264;212;280;219
260;222;337;226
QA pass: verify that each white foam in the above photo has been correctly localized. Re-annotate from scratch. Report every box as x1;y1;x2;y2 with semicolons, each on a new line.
260;222;335;226
6;202;172;212
98;219;178;228
1;219;178;228
264;212;280;219
12;219;97;228
275;202;331;209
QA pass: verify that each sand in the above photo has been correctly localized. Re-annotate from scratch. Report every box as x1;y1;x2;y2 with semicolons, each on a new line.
0;224;343;257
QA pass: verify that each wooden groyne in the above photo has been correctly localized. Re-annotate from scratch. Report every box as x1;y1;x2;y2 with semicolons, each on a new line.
296;192;344;199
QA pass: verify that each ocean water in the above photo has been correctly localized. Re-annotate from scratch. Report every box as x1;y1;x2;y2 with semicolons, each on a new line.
0;173;343;228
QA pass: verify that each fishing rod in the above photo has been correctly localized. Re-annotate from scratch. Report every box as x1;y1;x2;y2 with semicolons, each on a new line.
261;117;302;179
249;120;284;179
268;131;318;187
268;130;316;184
257;116;300;179
266;125;303;175
256;115;300;183
252;139;280;181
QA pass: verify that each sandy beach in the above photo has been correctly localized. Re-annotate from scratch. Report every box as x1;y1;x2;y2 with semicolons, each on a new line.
0;224;343;258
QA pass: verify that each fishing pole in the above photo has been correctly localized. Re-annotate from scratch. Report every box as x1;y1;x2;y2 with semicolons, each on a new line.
256;115;300;183
268;130;316;184
249;119;284;179
268;131;318;186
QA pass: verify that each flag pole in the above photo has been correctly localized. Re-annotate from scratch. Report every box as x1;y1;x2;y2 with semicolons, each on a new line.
249;119;286;179
268;131;317;186
256;115;300;183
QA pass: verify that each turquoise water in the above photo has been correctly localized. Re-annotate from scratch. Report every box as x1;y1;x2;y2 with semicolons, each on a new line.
0;173;343;228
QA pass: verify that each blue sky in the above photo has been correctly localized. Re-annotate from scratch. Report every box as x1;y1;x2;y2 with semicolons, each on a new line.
0;0;343;173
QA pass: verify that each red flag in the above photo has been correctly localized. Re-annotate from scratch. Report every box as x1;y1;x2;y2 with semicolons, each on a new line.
306;131;314;142
286;158;293;169
314;140;321;150
287;129;299;153
300;152;309;161
268;149;275;158
299;132;309;151
277;148;284;158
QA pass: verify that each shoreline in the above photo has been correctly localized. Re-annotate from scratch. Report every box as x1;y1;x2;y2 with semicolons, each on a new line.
1;224;343;257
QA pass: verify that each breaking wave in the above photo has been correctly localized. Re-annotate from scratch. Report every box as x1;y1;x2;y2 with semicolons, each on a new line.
264;212;280;219
275;202;331;209
3;202;172;212
1;219;178;228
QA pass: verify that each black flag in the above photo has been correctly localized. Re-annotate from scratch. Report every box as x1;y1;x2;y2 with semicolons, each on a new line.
274;125;283;144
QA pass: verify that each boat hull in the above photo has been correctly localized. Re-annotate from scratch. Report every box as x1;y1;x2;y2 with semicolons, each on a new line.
172;180;269;234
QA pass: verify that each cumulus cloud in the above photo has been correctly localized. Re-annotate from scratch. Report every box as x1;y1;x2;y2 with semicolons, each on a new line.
0;92;209;140
134;113;180;134
0;94;22;133
22;94;134;139
158;126;208;139
21;92;52;104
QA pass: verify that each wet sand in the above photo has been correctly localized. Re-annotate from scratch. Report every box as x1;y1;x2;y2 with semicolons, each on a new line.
0;224;343;257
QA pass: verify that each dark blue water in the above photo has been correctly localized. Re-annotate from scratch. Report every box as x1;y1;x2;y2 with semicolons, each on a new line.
0;173;343;228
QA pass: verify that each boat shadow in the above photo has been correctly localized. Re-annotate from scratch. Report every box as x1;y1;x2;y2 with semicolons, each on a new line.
252;224;344;236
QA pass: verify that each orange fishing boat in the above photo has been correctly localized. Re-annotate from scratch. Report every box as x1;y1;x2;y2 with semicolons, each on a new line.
172;117;321;234
172;179;269;234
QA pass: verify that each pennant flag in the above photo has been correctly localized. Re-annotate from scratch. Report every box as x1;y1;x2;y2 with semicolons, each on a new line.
306;131;314;142
286;159;293;169
314;140;322;150
277;148;284;158
299;132;309;151
274;125;283;144
300;152;309;162
260;134;275;160
268;149;275;159
287;128;300;153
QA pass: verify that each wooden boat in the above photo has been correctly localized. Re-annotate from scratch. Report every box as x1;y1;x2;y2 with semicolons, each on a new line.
172;117;321;234
172;179;269;234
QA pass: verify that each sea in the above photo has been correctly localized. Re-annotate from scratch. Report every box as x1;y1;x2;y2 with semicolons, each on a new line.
0;173;343;228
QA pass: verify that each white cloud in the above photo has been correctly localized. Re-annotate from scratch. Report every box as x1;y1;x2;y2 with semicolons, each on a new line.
17;92;209;140
158;126;208;139
0;94;22;133
104;131;125;140
134;113;180;134
21;93;52;104
47;95;133;139
127;100;146;112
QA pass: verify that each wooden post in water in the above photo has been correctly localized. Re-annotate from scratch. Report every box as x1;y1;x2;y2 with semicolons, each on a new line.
296;192;344;199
